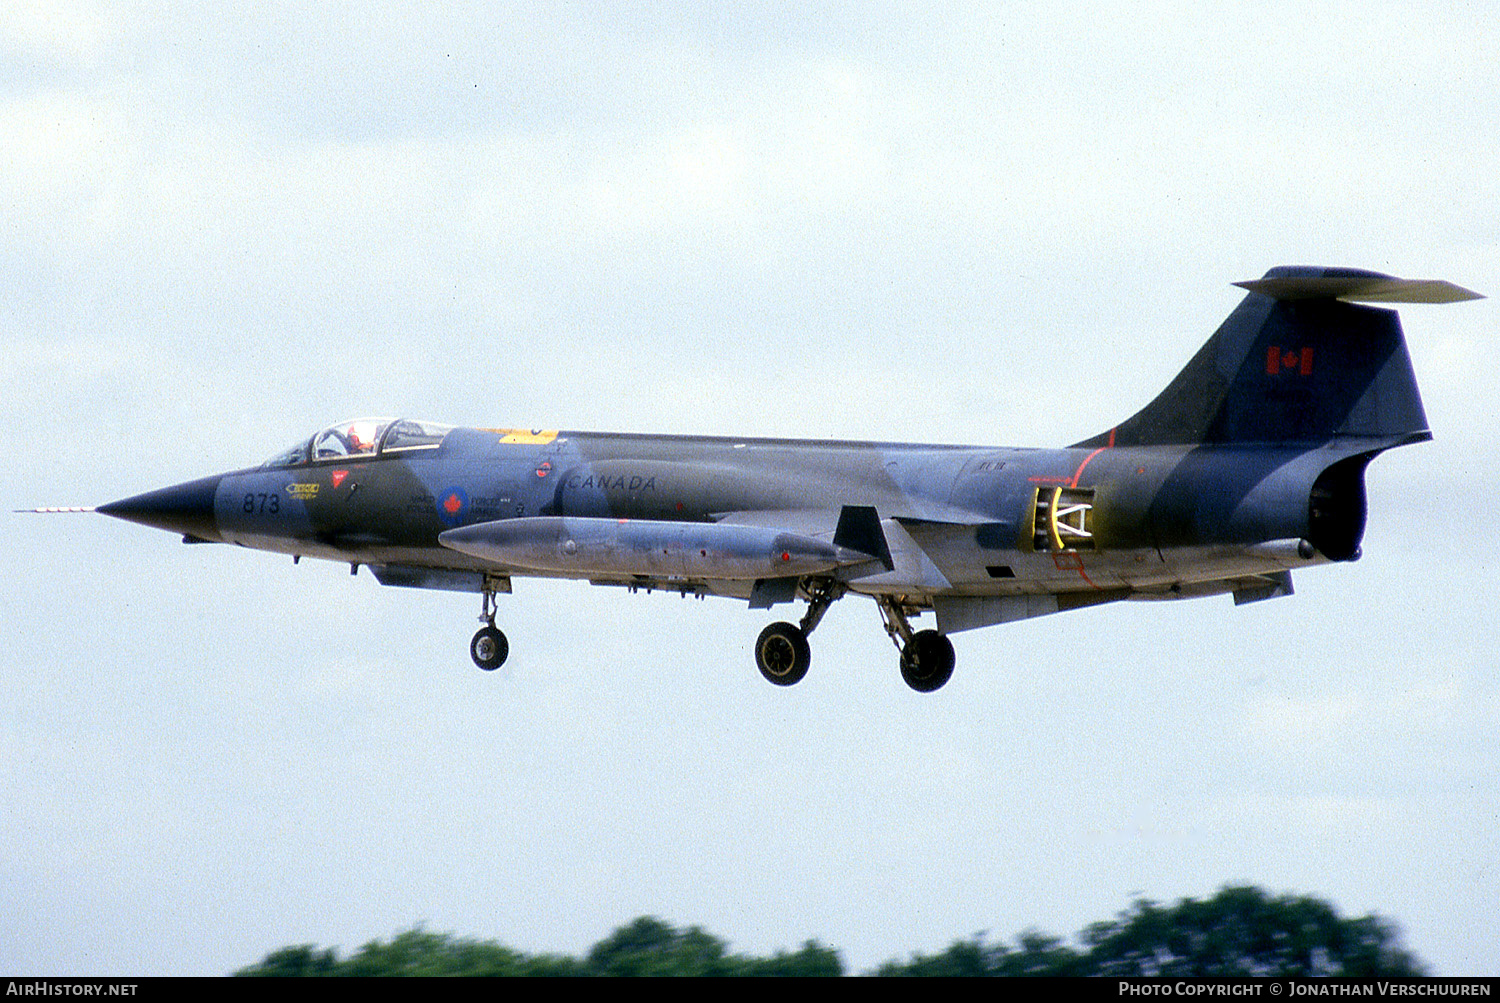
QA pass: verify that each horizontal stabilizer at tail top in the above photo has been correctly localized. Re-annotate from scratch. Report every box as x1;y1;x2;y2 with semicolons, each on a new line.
1234;273;1483;304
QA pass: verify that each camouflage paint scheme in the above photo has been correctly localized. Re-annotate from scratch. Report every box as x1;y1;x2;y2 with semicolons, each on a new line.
93;267;1480;691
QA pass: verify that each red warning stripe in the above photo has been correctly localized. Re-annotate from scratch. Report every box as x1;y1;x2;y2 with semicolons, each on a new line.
1052;551;1102;590
1069;447;1108;488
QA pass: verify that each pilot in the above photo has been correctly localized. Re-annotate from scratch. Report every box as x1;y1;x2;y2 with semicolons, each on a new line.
346;423;376;454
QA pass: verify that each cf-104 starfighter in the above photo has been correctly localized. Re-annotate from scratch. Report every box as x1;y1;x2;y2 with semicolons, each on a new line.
80;267;1478;691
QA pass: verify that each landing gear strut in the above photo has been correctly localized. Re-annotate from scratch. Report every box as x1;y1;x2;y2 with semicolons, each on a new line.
752;578;843;686
470;586;509;671
877;596;955;692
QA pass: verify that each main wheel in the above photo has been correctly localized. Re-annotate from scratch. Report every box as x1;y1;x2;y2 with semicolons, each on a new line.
755;622;811;686
470;625;509;671
900;629;955;692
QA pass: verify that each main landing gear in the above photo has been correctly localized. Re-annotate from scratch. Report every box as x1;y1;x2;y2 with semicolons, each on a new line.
878;596;955;693
470;587;509;671
755;622;810;686
750;584;956;692
753;578;841;686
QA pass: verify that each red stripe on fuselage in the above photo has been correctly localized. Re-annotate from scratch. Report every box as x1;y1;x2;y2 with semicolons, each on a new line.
1069;447;1108;488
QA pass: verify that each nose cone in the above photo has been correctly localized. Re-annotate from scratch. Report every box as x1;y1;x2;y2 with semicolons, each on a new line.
97;474;224;542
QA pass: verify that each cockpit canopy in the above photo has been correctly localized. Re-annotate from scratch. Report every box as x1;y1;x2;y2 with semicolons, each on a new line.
261;417;454;469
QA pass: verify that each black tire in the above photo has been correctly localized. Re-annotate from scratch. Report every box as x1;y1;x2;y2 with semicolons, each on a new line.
900;629;954;692
755;622;811;686
470;626;509;671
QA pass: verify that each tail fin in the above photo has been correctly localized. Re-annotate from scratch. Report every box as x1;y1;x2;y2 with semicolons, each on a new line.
1076;267;1481;449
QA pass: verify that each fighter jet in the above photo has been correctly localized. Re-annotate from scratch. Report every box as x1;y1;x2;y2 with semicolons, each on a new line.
77;267;1479;692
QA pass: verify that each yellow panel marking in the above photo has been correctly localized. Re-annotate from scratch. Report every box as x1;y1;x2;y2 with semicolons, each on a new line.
1047;487;1066;553
480;428;559;445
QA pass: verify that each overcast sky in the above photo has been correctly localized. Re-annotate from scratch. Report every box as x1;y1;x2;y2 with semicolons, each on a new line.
3;1;1497;976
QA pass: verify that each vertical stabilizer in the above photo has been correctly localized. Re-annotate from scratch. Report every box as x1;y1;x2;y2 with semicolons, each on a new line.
1075;267;1479;449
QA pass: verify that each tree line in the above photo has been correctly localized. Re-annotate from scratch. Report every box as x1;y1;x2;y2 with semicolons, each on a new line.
235;885;1425;977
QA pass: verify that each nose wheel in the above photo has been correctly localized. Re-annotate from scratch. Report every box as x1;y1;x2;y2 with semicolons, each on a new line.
471;625;509;671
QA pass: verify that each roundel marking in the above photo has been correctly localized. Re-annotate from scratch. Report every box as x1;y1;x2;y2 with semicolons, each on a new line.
437;486;470;525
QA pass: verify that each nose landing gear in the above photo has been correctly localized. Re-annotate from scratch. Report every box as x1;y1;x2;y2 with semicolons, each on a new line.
471;625;508;671
470;585;509;671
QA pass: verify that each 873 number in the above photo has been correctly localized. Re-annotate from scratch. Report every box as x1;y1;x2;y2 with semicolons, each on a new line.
243;493;280;514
